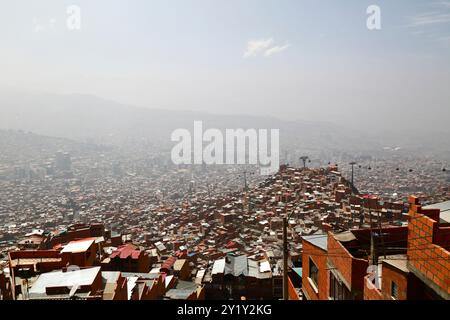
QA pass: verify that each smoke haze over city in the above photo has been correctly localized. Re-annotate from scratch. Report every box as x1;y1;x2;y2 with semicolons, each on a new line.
0;0;449;309
1;0;450;135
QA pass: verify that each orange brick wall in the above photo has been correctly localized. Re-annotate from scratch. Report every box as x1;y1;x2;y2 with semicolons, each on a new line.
9;250;60;259
301;240;328;300
380;264;408;300
407;197;450;297
114;276;128;300
435;226;450;251
363;275;383;300
327;233;368;299
327;234;354;288
351;258;369;298
0;272;7;299
288;276;301;300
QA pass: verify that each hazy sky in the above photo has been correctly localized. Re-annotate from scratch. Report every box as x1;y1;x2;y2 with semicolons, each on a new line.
1;0;449;132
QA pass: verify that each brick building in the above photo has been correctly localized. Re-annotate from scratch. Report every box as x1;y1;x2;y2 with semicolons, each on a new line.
173;259;191;281
101;271;128;300
48;223;106;248
363;255;424;300
205;253;280;300
301;227;408;300
27;267;103;300
407;197;449;299
301;196;449;300
364;197;449;300
60;238;98;267
102;244;151;273
301;235;328;300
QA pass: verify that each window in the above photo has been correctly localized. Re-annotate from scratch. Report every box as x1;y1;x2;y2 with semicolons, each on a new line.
329;272;351;300
391;281;398;299
309;257;319;288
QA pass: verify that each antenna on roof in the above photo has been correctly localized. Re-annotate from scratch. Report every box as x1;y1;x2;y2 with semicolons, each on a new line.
299;156;309;169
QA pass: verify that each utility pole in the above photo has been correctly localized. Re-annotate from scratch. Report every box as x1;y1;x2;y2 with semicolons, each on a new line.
247;193;253;213
206;183;212;206
282;216;289;300
349;161;357;187
378;210;386;259
370;231;378;266
365;196;375;266
243;170;248;192
369;206;376;265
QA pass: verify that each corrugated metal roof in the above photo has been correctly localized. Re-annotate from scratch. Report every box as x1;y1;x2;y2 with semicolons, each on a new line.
259;261;271;273
60;238;95;253
334;231;357;243
224;255;248;277
248;258;272;279
29;267;101;296
195;269;206;284
424;200;450;223
165;288;194;300
161;256;177;270
211;258;225;275
110;244;141;260
302;234;328;251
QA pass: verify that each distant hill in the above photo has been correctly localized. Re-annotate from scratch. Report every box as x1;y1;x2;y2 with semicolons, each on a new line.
0;91;378;149
0;91;448;158
0;129;108;164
